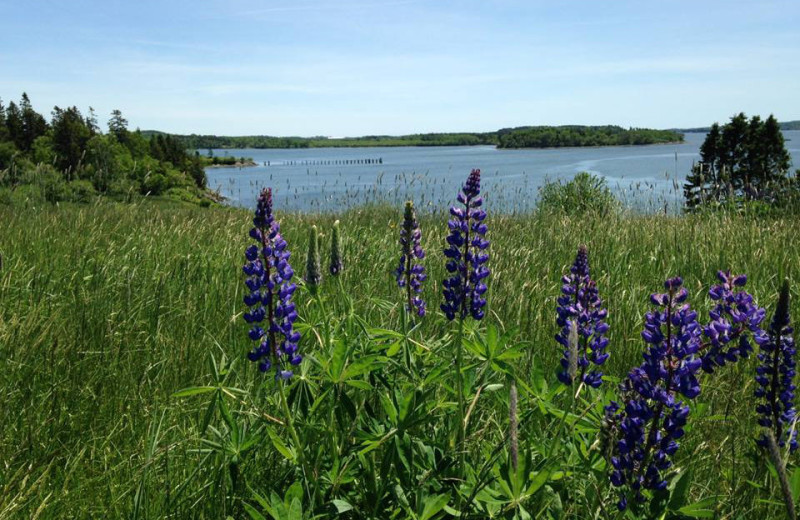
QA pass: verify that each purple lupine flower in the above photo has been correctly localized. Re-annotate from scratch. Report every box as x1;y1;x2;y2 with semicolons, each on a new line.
701;271;766;373
396;201;427;316
556;245;609;388
608;277;702;509
755;281;797;451
441;169;490;321
243;188;301;379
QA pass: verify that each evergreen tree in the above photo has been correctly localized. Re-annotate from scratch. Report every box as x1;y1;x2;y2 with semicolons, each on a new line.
685;113;794;209
5;101;24;150
19;92;48;151
85;107;99;136
744;115;765;191
108;109;129;143
0;97;8;142
720;112;749;189
51;106;91;177
763;115;790;182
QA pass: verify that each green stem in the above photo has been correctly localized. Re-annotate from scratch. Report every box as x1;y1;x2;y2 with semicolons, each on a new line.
401;304;413;374
455;318;466;464
548;383;579;456
276;380;313;504
315;291;330;350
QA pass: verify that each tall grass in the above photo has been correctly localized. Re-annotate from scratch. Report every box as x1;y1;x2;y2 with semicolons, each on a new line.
0;198;798;518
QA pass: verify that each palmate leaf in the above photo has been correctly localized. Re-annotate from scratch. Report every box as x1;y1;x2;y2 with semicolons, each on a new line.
667;469;693;512
243;502;267;520
171;386;216;398
332;498;354;514
676;497;718;518
419;493;450;520
267;427;295;461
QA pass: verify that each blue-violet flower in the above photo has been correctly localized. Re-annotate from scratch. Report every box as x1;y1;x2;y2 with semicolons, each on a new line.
243;188;301;378
441;169;490;321
608;277;702;509
556;245;609;387
396;201;427;316
755;280;797;451
701;271;766;373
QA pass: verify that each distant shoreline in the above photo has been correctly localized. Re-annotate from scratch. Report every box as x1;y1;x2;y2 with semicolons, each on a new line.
200;140;687;155
159;124;685;151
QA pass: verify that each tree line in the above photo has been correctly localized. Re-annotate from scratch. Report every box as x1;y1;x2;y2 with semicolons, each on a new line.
0;93;208;204
683;113;798;210
153;126;685;150
155;131;500;150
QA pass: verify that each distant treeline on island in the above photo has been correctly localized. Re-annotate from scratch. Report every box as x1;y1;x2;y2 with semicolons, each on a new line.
674;120;800;133
143;125;685;150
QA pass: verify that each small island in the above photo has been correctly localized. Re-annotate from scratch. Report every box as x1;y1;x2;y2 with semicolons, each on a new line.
495;125;683;148
199;155;257;168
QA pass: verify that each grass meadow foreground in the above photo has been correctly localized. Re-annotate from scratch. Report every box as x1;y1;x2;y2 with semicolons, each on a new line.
1;196;799;519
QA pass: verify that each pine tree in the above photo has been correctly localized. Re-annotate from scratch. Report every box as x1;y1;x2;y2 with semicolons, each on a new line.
685;113;794;209
108;109;129;143
763;115;790;183
19;93;48;151
51;106;91;177
5;101;24;150
85;107;99;136
0;97;9;142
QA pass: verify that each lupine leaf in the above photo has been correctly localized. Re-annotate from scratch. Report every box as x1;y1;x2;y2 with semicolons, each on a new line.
267;427;294;461
171;386;216;398
677;497;717;518
332;499;353;514
419;493;449;520
243;503;267;520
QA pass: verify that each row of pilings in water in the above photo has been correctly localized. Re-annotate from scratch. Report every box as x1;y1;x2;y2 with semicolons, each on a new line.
262;158;383;167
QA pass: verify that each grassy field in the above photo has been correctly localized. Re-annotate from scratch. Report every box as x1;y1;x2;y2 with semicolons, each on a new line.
1;199;799;518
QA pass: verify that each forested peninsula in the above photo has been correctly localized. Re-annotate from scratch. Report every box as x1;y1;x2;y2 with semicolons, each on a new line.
146;125;684;150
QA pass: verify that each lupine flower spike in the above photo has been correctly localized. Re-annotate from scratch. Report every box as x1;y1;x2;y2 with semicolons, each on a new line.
701;271;766;373
607;277;702;509
441;169;489;461
441;169;490;321
243;188;301;379
556;245;610;388
305;224;322;290
329;220;343;276
395;201;426;316
755;280;797;452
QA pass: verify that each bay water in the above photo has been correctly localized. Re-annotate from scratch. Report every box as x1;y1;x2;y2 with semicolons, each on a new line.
206;130;800;213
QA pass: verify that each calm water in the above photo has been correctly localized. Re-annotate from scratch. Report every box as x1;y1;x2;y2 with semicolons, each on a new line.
206;130;800;213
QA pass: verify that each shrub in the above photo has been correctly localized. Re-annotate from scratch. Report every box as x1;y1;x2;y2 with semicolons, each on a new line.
537;171;619;215
0;141;19;171
164;187;200;204
66;179;97;203
29;164;68;202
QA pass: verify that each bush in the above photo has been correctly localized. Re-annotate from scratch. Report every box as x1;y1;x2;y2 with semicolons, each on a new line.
537;171;619;215
164;187;201;204
29;164;69;202
67;179;97;203
108;177;140;202
142;172;167;195
0;141;18;171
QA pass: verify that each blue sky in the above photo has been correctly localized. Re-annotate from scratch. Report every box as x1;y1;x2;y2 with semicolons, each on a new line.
1;0;797;136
